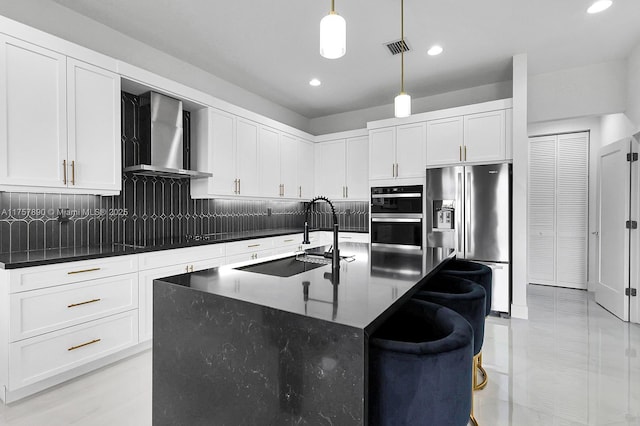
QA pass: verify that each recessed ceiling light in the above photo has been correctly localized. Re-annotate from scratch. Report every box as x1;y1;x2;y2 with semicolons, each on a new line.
427;45;444;56
309;78;321;87
587;0;612;14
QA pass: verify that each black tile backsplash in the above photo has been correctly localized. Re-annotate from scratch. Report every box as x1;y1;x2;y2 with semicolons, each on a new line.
0;92;368;254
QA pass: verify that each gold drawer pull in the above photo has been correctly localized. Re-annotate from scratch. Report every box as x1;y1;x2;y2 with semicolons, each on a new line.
67;267;101;275
283;239;294;243
248;244;260;248
68;298;101;308
68;338;101;351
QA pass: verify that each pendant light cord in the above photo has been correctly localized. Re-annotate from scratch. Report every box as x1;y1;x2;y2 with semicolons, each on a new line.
401;0;405;93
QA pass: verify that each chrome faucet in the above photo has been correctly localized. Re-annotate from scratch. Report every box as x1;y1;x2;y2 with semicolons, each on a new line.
302;196;340;275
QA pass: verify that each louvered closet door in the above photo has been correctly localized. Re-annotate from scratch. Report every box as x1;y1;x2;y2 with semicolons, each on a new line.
556;132;589;289
528;132;589;289
528;135;557;285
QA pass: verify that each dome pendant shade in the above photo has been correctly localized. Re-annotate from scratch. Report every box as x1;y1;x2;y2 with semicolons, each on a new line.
394;92;411;118
320;12;346;59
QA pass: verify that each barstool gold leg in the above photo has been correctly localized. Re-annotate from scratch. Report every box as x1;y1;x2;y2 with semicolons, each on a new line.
474;351;488;390
470;357;479;425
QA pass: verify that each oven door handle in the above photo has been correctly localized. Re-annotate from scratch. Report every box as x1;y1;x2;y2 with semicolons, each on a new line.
371;193;422;199
371;218;422;223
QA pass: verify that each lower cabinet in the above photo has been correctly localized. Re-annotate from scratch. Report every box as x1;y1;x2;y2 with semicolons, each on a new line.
9;310;138;390
138;257;224;342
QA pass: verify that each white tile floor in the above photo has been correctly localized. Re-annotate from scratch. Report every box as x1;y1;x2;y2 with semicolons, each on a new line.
1;284;639;425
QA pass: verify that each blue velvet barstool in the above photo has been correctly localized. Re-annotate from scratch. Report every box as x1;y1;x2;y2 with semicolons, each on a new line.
414;275;486;425
369;298;474;426
437;259;492;390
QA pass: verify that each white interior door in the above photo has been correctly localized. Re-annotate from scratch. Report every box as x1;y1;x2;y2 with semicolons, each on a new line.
630;137;640;324
596;138;630;321
556;132;589;289
528;135;557;285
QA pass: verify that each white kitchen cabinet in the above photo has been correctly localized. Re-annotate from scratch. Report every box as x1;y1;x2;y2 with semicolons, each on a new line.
236;118;260;197
345;136;369;199
138;257;224;342
463;110;506;163
259;126;281;198
191;108;314;200
315;137;368;200
369;128;396;180
0;35;121;195
370;123;425;181
297;140;315;198
426;110;507;166
316;140;347;199
425;116;464;166
67;58;121;192
280;134;298;198
0;255;142;403
0;35;67;189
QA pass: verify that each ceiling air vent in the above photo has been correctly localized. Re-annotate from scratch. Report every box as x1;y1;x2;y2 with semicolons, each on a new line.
385;39;410;55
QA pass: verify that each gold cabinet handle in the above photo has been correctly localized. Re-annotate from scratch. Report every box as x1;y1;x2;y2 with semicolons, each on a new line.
68;338;101;351
392;163;395;177
68;298;101;308
346;186;349;198
63;160;67;185
248;244;260;248
464;145;467;161
238;179;241;194
71;160;75;185
284;239;294;243
190;265;194;272
459;146;462;161
67;267;101;275
299;186;302;198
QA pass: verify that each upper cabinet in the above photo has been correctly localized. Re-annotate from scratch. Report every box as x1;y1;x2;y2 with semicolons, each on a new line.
315;135;368;200
0;35;121;195
191;107;314;200
426;109;507;167
67;59;121;192
369;122;426;181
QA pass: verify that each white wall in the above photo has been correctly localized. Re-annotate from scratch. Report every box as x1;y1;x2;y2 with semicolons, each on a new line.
529;61;627;124
627;42;640;131
512;54;529;319
308;81;512;135
0;0;311;133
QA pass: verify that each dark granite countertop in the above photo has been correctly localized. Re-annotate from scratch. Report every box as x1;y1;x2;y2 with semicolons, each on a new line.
155;243;455;332
0;228;368;269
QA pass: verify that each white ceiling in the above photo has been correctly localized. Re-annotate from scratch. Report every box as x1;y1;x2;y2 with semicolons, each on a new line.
52;0;640;119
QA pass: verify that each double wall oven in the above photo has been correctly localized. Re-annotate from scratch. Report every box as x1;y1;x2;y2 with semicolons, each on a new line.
370;185;423;251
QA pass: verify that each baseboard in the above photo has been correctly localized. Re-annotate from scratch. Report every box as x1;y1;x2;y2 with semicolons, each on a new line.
510;303;529;319
1;340;151;404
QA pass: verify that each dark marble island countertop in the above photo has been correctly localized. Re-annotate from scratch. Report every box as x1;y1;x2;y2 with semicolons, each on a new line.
152;243;455;425
0;228;368;269
155;243;454;332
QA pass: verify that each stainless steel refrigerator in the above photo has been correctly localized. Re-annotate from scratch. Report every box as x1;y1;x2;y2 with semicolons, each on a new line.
425;163;511;314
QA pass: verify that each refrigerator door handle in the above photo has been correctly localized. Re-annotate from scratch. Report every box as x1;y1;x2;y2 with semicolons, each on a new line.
457;170;464;257
466;171;472;255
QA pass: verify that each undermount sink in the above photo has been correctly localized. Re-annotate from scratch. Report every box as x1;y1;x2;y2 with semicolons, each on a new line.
235;255;329;278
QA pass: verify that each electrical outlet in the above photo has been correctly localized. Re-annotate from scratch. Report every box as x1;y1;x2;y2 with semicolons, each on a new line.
57;208;70;223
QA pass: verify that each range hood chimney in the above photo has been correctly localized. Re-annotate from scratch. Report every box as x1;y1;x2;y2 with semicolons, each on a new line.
123;91;212;179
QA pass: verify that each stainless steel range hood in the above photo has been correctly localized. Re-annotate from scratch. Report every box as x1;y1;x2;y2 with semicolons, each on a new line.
123;91;211;179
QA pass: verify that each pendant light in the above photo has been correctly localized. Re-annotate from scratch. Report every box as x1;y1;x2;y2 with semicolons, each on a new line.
394;0;411;118
320;0;346;59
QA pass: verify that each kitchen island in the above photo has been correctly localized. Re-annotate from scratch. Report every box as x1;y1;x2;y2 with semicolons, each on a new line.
152;243;453;425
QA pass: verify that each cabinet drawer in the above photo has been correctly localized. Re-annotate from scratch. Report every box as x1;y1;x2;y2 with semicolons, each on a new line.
225;238;275;256
225;250;276;266
137;245;226;271
8;255;138;293
10;273;138;342
9;310;138;389
274;234;302;248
